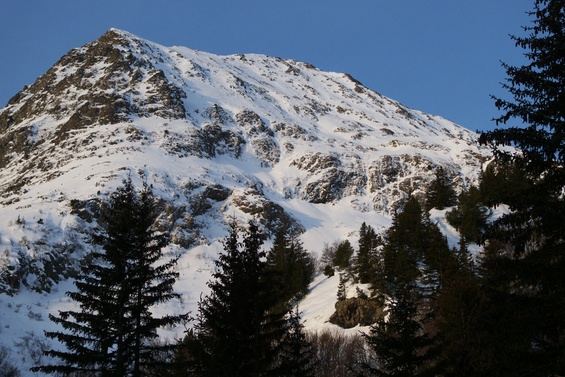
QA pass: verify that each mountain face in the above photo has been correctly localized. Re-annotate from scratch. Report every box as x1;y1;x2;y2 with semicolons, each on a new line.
0;28;489;291
0;29;489;364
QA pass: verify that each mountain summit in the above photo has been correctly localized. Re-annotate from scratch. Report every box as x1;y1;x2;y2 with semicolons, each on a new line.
0;30;489;362
1;28;486;203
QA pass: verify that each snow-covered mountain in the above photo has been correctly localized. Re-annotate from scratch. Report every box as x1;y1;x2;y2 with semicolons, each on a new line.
0;29;489;372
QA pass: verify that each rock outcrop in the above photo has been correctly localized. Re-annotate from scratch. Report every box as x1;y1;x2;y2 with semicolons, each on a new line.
329;297;384;328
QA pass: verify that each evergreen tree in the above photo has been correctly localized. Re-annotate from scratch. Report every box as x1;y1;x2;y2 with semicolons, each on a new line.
445;185;490;244
374;197;450;298
363;284;437;377
367;196;450;376
479;1;565;374
34;176;184;376
425;167;457;211
190;221;286;377
333;239;354;270
264;223;315;310
275;308;317;377
323;264;335;277
431;240;490;377
354;222;381;284
336;273;347;301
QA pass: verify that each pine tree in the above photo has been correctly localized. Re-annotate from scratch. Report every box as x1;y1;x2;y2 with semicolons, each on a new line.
336;273;347;301
34;176;184;376
333;239;354;270
363;283;437;377
366;196;449;376
190;221;286;377
431;241;490;377
264;223;315;310
445;185;490;244
479;1;565;374
355;222;381;284
376;197;447;296
275;308;317;377
425;167;457;211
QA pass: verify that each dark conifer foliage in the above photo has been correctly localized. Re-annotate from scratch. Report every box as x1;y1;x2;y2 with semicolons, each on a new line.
322;264;335;277
264;223;315;309
336;273;347;301
445;185;490;244
354;222;381;284
173;222;317;377
34;176;184;376
374;197;451;298
431;240;491;377
485;1;565;169
274;308;317;377
478;160;531;208
189;221;286;377
480;1;565;374
363;285;437;377
333;239;354;270
424;167;457;211
366;196;450;376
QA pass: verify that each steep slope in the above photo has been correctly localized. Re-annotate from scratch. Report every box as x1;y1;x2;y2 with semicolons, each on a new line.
0;28;487;208
0;29;490;372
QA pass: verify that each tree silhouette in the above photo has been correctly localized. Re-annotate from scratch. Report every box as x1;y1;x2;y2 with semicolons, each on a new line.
366;196;449;376
189;221;286;376
479;1;565;375
425;167;457;211
264;223;315;310
354;222;381;284
34;176;184;376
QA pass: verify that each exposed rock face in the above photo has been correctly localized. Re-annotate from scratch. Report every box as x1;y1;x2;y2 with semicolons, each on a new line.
0;30;187;168
329;297;384;328
228;187;303;234
0;28;491;293
291;152;366;203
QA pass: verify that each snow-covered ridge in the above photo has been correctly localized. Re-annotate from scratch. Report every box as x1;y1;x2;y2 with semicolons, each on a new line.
0;29;491;374
0;28;487;208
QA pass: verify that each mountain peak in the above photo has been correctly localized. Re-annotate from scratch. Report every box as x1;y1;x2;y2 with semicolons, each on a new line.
105;27;137;38
0;29;490;296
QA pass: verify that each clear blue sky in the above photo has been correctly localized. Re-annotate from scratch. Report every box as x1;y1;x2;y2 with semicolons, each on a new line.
1;0;532;132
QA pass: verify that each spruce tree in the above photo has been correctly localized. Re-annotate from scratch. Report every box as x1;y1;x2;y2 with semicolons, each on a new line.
431;240;490;377
363;284;437;377
333;239;354;270
336;273;347;301
375;197;450;297
366;196;450;376
480;1;565;374
264;223;315;309
354;222;381;284
34;177;184;376
425;167;457;211
445;185;490;244
275;308;317;377
191;221;286;377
